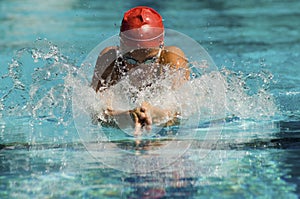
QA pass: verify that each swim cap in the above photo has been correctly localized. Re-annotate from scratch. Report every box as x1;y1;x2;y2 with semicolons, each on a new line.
120;6;164;50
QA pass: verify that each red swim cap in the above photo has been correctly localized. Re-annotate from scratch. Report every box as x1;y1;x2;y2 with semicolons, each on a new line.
120;6;164;50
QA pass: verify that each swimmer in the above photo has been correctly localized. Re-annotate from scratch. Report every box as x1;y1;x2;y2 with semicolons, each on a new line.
91;6;190;135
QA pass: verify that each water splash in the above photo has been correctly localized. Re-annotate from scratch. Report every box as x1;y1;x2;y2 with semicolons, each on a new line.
222;68;277;120
0;38;280;173
1;39;277;131
1;39;76;126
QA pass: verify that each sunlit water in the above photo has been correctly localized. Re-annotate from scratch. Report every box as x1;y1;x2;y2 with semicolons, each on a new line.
1;1;300;198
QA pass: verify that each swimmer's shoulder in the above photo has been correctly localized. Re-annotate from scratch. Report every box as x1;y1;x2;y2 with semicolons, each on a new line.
99;46;118;57
95;46;118;71
160;46;190;80
160;46;188;67
162;46;186;58
92;46;118;91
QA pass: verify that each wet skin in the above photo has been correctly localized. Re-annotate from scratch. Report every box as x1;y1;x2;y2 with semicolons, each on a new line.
92;46;189;135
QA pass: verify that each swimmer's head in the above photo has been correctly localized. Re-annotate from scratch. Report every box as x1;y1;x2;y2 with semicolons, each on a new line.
120;6;164;52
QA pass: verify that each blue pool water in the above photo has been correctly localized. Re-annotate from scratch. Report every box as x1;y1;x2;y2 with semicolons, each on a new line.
1;0;300;198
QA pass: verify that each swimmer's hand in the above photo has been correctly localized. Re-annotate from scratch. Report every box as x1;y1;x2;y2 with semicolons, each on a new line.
103;107;150;136
130;102;179;135
104;102;179;136
130;102;153;135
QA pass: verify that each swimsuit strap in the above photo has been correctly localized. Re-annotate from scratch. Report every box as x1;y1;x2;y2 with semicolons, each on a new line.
156;42;164;62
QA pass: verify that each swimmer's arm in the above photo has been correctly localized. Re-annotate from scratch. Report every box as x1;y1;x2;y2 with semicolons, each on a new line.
101;108;149;136
92;108;135;129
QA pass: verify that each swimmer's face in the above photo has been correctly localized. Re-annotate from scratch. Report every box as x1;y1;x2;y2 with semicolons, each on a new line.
122;48;160;70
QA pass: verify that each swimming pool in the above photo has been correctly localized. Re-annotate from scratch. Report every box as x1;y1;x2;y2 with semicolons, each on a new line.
1;0;300;198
